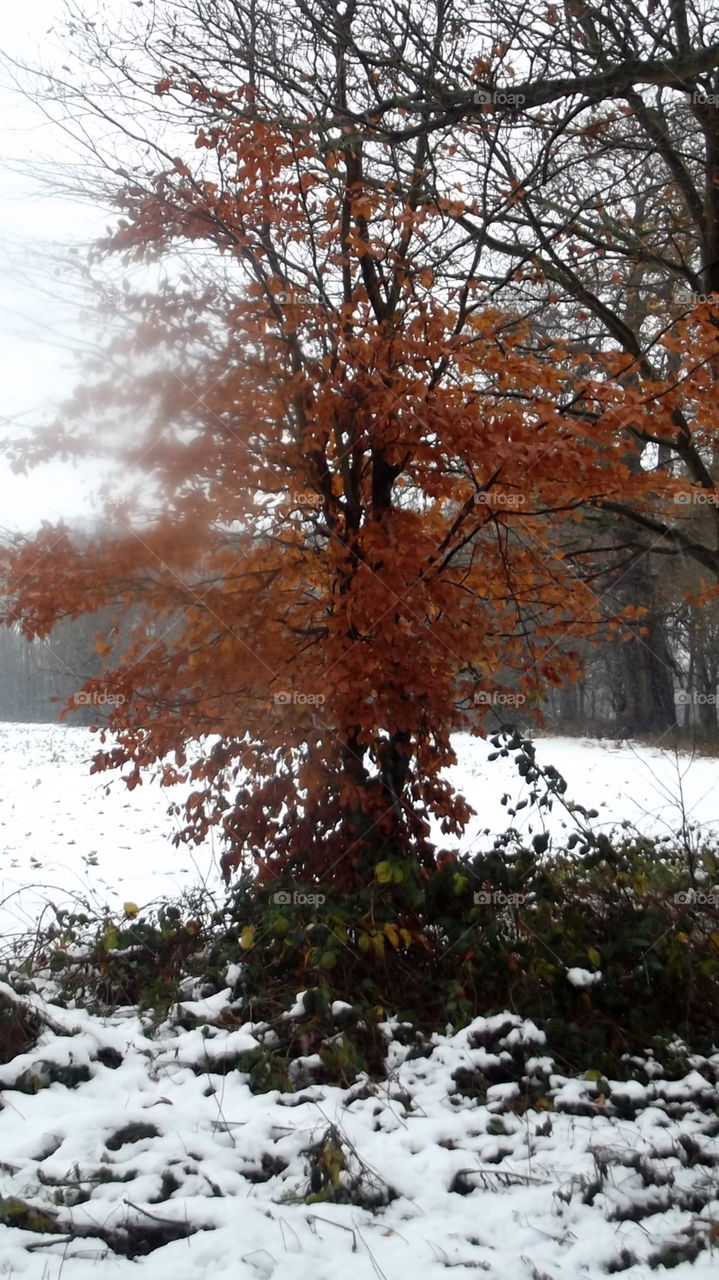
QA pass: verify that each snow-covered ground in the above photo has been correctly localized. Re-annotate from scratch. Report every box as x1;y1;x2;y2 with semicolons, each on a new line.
446;731;719;851
1;722;717;947
1;985;718;1279
0;723;224;949
1;723;719;1278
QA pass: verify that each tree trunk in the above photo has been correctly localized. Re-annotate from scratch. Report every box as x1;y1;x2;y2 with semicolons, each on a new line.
614;556;677;735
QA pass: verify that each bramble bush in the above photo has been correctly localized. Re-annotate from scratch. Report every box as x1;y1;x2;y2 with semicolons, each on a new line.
17;736;719;1082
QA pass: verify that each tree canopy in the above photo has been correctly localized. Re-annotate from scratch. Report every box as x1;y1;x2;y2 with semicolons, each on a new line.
3;0;719;887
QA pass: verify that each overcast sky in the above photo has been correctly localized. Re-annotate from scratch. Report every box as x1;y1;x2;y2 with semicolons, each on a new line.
0;0;110;532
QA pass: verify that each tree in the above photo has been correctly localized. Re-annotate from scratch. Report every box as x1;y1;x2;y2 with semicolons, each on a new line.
2;0;717;887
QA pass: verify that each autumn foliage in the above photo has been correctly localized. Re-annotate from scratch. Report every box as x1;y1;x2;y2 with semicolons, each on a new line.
3;25;719;892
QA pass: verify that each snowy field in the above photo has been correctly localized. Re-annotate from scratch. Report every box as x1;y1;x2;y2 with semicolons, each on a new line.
0;723;719;1279
1;721;717;946
0;993;718;1280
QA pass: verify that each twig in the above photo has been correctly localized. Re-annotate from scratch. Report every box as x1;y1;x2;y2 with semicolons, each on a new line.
306;1215;357;1250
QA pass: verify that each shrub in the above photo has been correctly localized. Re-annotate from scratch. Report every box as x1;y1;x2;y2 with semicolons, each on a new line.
17;735;719;1077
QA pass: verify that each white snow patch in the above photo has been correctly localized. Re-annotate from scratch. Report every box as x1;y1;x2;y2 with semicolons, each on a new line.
566;967;603;988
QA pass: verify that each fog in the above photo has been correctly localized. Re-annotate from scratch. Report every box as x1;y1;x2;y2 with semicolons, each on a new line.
0;0;110;531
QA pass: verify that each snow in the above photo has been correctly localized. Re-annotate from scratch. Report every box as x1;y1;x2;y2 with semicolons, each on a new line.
330;1001;353;1018
0;722;223;949
566;967;603;988
0;723;719;1276
0;996;717;1279
444;732;719;853
2;723;718;948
